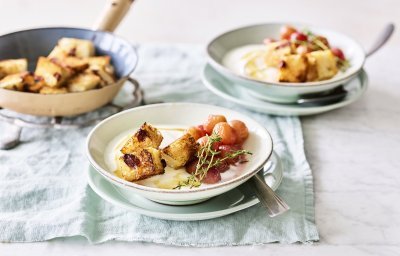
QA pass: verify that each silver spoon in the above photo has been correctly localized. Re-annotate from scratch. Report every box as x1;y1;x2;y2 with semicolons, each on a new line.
366;23;395;58
295;23;395;106
246;152;290;217
251;168;290;217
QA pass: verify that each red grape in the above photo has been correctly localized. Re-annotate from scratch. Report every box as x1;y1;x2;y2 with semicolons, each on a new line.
185;159;198;174
290;32;308;42
202;168;221;184
197;136;208;146
280;26;297;40
196;125;207;137
197;136;221;151
213;161;230;173
218;144;244;165
331;47;346;60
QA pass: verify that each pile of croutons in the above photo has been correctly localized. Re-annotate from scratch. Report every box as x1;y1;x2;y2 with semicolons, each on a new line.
0;38;116;94
118;123;198;181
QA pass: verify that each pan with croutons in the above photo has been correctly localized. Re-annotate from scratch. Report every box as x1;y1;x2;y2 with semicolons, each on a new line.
0;0;137;116
86;103;273;205
0;29;137;116
207;23;366;103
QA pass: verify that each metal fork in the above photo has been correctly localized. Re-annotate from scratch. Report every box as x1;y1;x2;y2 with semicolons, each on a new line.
251;169;290;217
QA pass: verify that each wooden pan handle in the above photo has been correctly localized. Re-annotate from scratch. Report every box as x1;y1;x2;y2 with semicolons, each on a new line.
93;0;134;32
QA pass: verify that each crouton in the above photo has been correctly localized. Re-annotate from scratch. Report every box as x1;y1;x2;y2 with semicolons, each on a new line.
39;86;68;94
0;71;37;91
87;56;111;69
161;133;197;169
0;74;24;91
92;69;115;86
277;54;309;82
34;57;71;87
307;50;338;81
57;57;89;72
0;59;28;79
86;56;116;86
57;38;95;58
25;76;45;93
264;40;292;67
67;73;101;92
118;148;165;181
48;46;68;59
121;123;163;154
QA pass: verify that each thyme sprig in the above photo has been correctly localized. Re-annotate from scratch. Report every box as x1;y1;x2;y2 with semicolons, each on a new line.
301;29;329;51
174;133;252;189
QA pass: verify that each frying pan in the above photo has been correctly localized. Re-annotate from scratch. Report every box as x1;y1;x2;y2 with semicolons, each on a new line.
0;0;137;117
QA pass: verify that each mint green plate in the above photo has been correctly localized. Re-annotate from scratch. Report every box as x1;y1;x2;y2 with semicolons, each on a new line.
87;151;283;221
202;64;368;116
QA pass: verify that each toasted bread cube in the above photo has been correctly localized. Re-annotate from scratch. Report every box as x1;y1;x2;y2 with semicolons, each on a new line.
39;86;68;94
67;73;101;92
20;74;46;93
305;55;318;82
121;123;163;154
87;56;111;68
118;148;165;181
48;45;68;59
86;56;116;86
161;133;197;169
278;54;308;82
263;41;292;67
0;72;33;91
93;68;115;86
57;57;89;72
307;50;338;81
35;57;71;87
57;38;95;58
25;76;45;93
0;59;28;79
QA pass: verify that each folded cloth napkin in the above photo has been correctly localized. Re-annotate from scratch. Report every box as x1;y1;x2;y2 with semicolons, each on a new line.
0;44;318;246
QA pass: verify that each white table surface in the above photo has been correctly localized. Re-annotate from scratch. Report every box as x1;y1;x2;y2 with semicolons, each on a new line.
1;0;399;255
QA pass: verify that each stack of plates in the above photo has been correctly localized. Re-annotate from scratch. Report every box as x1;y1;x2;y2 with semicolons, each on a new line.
204;23;369;116
86;103;283;221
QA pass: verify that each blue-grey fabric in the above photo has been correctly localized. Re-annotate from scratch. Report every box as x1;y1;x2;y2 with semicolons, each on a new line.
0;44;319;246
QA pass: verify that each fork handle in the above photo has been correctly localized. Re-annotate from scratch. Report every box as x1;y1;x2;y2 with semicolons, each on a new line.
251;173;290;217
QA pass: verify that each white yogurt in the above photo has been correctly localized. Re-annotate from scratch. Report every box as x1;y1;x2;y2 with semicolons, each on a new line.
222;44;279;82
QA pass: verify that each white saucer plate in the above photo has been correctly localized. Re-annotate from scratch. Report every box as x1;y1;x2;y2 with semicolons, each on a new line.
202;64;368;116
87;151;283;221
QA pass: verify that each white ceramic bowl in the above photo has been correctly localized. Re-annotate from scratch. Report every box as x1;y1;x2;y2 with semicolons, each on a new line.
86;103;273;205
206;23;365;103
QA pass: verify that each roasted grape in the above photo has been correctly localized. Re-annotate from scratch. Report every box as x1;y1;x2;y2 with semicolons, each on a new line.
204;115;227;134
213;122;237;145
229;120;249;144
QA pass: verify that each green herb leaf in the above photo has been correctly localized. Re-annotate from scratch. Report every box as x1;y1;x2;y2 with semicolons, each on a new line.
174;133;252;189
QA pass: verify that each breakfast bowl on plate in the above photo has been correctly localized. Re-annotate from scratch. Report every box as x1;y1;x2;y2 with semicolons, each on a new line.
206;23;366;103
86;103;273;205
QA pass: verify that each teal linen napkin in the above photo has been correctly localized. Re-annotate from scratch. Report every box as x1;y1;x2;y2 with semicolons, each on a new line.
0;44;319;245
